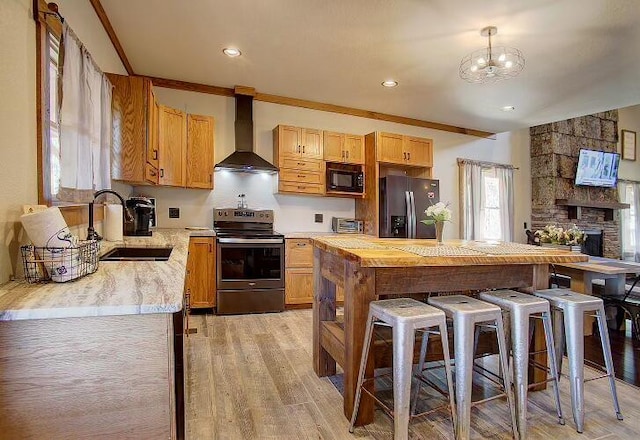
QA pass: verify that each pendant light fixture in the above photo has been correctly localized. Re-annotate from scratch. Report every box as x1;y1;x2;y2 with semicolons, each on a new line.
459;26;525;83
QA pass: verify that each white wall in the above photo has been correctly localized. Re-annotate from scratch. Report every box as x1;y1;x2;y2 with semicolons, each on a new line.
618;104;640;181
139;88;532;239
0;0;38;284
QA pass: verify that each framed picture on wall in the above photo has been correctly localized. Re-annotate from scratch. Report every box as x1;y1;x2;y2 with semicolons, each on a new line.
622;129;636;161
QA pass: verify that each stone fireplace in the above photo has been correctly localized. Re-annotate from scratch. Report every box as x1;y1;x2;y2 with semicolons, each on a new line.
530;111;626;258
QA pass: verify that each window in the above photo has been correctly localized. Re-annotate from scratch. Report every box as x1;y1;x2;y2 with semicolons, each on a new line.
47;33;61;199
481;168;502;240
459;159;514;241
620;182;638;260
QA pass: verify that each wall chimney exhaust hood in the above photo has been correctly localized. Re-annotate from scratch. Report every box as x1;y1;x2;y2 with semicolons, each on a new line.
214;87;278;174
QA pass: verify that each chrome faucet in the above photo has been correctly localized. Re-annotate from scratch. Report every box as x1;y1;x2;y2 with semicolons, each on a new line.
87;189;131;241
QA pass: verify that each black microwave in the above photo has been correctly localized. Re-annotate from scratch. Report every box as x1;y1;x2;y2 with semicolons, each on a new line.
327;168;364;193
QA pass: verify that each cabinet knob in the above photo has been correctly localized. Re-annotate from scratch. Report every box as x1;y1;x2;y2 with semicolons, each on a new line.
297;162;305;166
302;145;305;154
346;150;349;159
153;150;158;160
407;152;411;160
297;175;305;178
160;168;164;178
403;152;407;160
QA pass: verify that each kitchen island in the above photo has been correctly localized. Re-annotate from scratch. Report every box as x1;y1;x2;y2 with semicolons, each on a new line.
311;236;588;426
0;229;192;439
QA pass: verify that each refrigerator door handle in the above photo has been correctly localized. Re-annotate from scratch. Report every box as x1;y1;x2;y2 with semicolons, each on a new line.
405;191;413;238
409;191;417;238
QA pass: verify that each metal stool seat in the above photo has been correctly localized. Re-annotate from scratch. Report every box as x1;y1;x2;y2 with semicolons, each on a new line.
480;290;564;439
349;298;456;440
427;295;517;440
534;288;623;433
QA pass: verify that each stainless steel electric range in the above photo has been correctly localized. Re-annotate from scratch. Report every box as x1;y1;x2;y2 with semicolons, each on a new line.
213;208;284;315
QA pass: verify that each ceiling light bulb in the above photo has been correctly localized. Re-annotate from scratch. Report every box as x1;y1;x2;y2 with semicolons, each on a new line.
381;80;398;88
501;105;515;112
505;60;513;68
470;65;478;72
223;48;241;57
477;57;486;66
498;53;506;62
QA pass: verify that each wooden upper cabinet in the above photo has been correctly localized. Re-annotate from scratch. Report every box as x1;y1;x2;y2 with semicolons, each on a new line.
301;128;323;158
186;237;215;308
376;132;405;163
108;73;151;184
376;132;433;167
186;114;215;189
404;136;433;167
158;105;187;187
323;131;344;162
323;132;364;164
147;87;159;170
275;125;323;159
344;134;365;164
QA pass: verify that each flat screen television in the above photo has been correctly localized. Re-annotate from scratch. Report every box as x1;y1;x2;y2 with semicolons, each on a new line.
575;149;620;188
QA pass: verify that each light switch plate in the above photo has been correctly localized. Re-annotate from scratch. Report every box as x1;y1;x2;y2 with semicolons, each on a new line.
169;208;180;219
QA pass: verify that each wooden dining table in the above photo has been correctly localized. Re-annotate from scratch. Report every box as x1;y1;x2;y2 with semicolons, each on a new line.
553;257;640;334
311;236;588;429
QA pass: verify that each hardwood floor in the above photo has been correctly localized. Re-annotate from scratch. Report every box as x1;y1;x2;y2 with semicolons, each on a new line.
185;310;640;439
584;322;640;387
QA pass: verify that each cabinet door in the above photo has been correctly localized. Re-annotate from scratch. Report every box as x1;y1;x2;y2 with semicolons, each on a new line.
158;106;187;187
108;73;148;184
404;136;433;167
323;131;344;162
278;125;302;157
285;239;313;267
186;114;215;189
146;87;159;170
376;132;405;164
285;268;314;304
344;134;365;164
301;128;323;159
186;237;215;308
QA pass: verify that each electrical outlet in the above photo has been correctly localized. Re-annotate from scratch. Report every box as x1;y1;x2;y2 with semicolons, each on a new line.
314;213;323;223
169;208;180;219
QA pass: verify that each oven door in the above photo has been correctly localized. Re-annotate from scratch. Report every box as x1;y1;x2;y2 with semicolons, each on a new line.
216;237;285;290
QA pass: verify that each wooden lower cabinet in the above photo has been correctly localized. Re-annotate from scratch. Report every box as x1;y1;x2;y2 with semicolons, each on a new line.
0;313;179;439
285;268;314;304
185;237;216;308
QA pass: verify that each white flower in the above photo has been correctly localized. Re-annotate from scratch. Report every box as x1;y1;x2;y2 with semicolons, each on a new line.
424;201;452;222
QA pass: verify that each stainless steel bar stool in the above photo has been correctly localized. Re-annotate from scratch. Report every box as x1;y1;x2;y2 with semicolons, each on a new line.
534;288;623;433
479;290;564;439
349;298;456;440
427;295;517;440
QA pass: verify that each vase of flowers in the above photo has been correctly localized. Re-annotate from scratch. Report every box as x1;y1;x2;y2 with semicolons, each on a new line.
421;202;452;244
534;224;586;252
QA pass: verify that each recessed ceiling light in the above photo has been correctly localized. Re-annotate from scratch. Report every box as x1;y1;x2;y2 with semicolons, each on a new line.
223;47;241;57
501;105;515;112
381;80;398;88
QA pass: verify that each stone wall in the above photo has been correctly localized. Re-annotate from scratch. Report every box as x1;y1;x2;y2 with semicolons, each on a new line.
530;111;621;258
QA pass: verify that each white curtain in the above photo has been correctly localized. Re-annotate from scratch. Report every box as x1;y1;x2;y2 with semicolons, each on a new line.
459;161;483;240
57;23;112;203
619;181;640;261
496;166;514;242
459;160;515;241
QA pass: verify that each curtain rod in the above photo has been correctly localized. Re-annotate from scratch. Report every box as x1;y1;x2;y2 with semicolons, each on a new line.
456;158;519;170
43;2;64;23
619;178;640;184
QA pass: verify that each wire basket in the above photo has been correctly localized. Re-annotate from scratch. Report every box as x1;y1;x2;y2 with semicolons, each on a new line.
21;240;100;283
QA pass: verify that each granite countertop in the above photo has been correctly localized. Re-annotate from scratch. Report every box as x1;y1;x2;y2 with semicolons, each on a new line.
0;228;192;322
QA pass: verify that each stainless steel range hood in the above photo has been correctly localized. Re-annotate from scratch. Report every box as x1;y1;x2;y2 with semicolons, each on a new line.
214;89;278;173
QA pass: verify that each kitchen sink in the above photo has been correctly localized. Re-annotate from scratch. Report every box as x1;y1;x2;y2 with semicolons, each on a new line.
100;247;173;261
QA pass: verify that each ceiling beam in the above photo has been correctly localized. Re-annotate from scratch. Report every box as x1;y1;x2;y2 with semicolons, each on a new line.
88;0;134;75
146;75;496;139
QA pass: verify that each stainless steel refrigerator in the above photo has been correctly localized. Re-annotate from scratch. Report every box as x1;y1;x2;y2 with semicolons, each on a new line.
379;176;440;238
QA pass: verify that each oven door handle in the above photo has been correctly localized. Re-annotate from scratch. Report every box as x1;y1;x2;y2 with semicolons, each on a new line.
217;238;284;244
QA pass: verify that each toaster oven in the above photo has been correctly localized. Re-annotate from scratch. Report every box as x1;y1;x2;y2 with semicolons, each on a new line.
332;217;364;234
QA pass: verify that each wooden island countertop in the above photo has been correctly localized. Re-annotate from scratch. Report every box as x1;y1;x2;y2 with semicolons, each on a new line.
311;236;587;432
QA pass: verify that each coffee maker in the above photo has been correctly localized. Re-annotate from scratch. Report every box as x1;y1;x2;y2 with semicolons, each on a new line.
125;197;155;236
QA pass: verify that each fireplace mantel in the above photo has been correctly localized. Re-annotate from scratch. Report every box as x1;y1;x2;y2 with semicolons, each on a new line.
555;199;630;221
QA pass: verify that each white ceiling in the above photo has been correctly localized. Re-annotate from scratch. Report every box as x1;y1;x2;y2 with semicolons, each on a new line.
100;0;640;134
